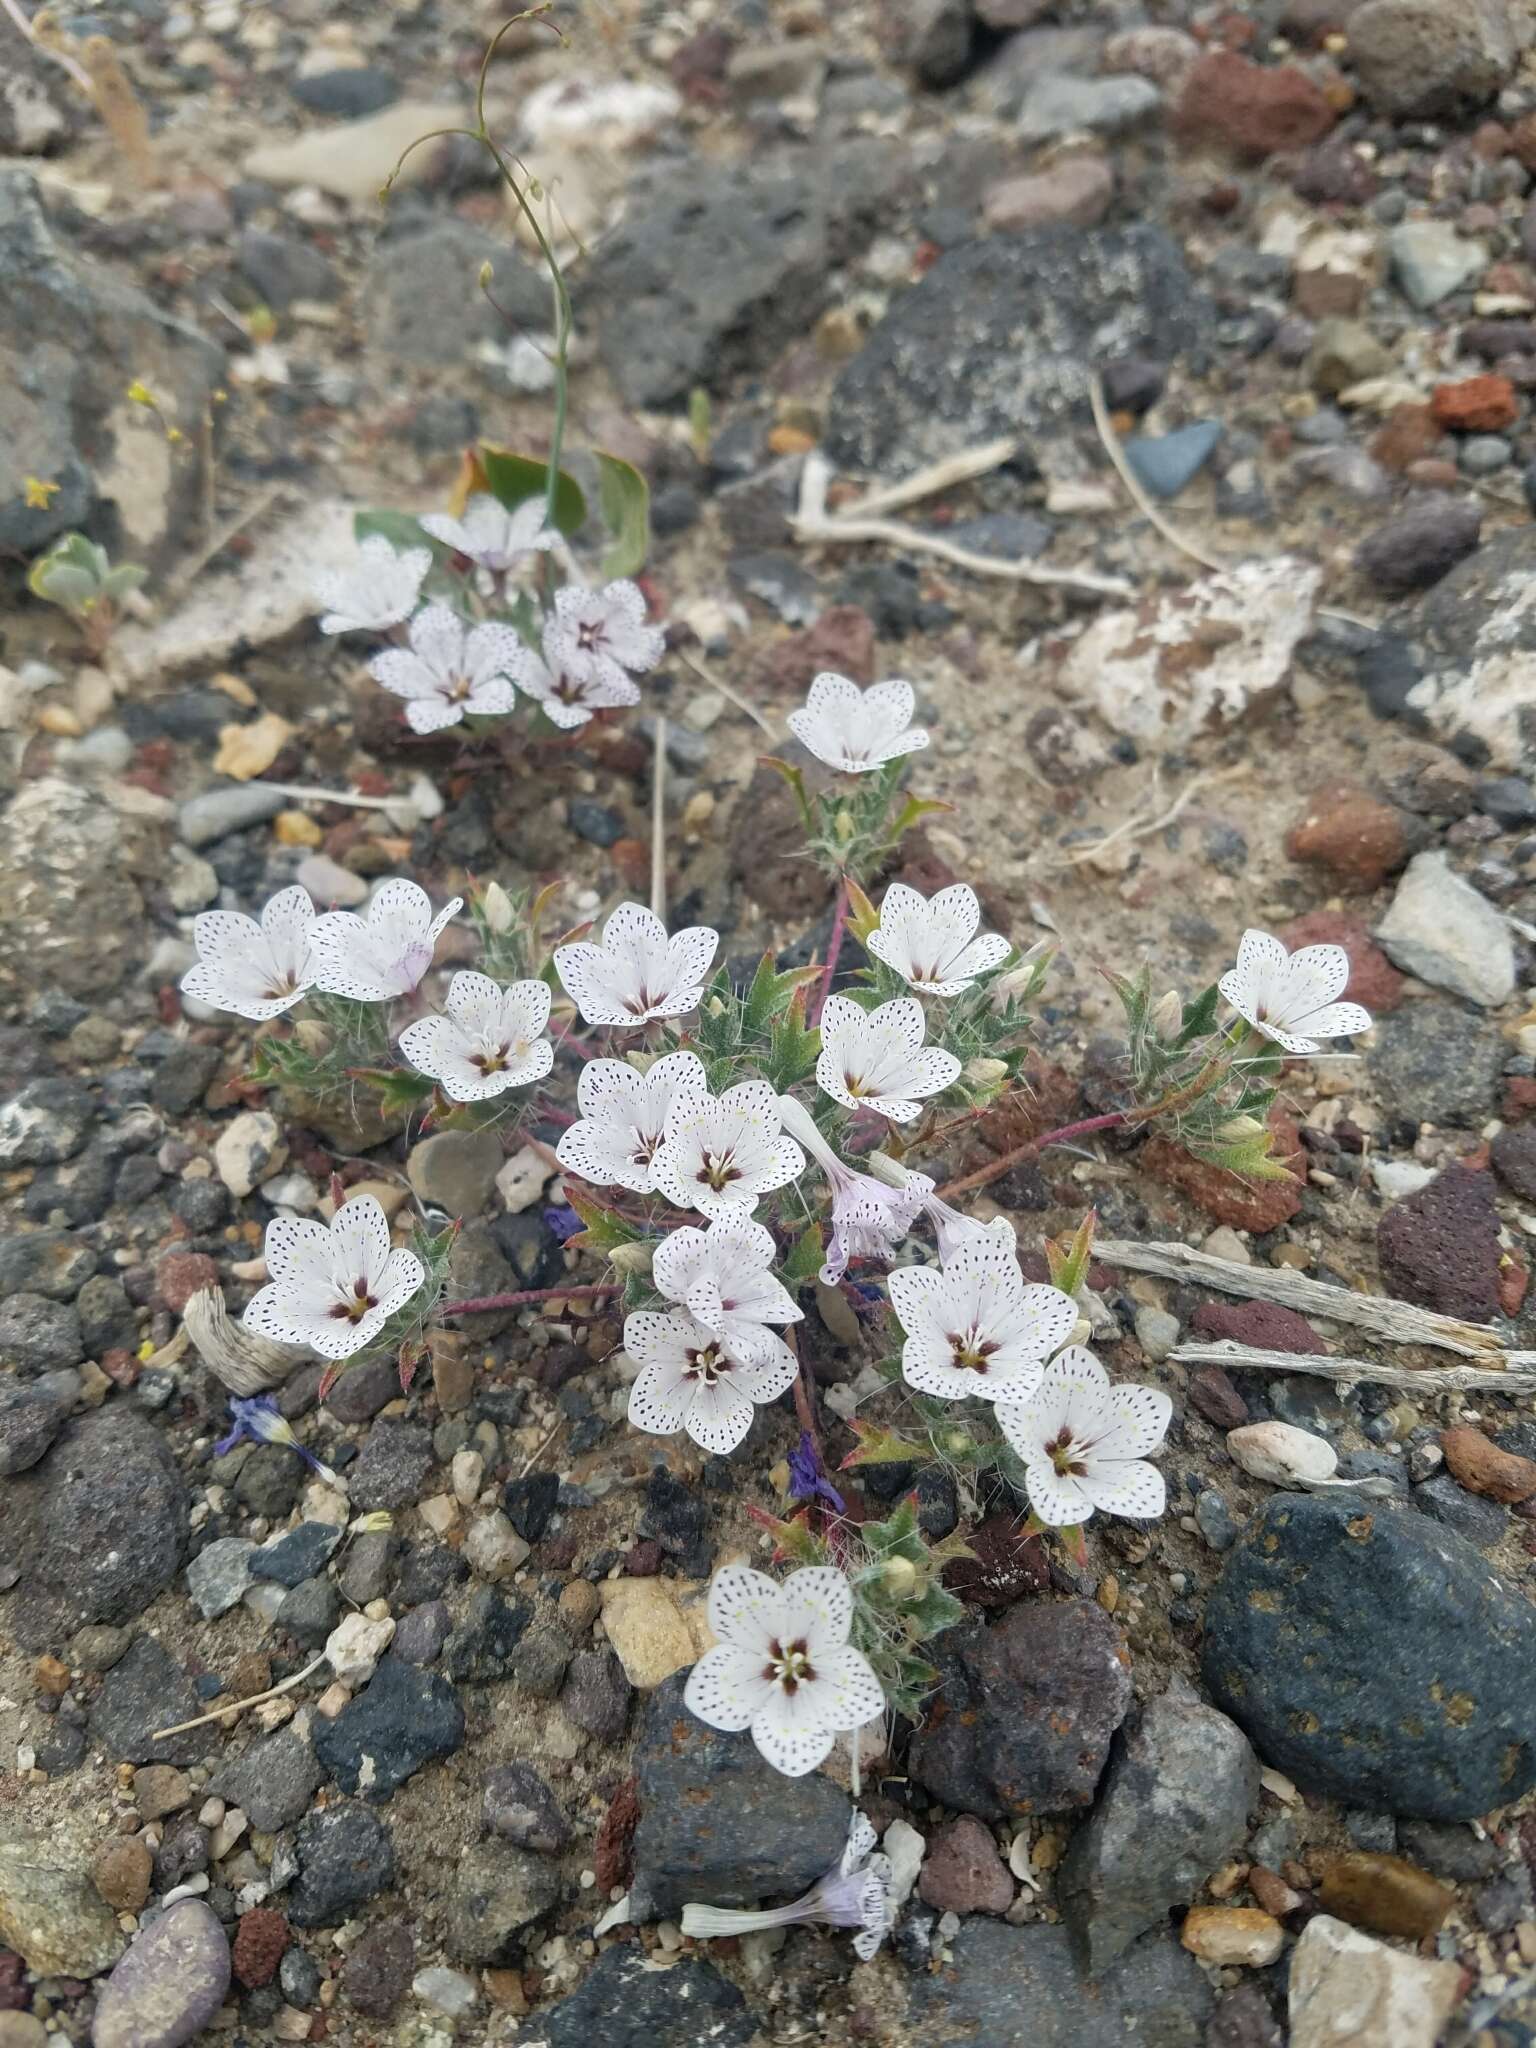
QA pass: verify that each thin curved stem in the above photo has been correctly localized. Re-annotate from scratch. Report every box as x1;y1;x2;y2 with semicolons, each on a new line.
811;875;850;1028
934;1112;1128;1201
441;1283;620;1317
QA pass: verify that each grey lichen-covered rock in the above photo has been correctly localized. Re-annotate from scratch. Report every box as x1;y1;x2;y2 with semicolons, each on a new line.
826;226;1212;477
903;1921;1213;2047
0;170;223;566
1375;853;1514;1008
1367;997;1505;1130
1059;1690;1260;1975
212;1723;324;1833
0;1837;125;1978
445;1841;560;1965
1384;527;1536;772
1346;0;1517;120
1203;1492;1536;1819
629;1672;850;1919
0;1368;78;1474
508;1944;756;2048
91;1899;230;2048
0;778;163;1004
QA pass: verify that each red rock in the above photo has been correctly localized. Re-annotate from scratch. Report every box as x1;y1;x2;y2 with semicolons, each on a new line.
943;1511;1049;1609
920;1816;1014;1915
1503;1076;1536;1122
1377;1168;1502;1324
1500;1253;1530;1318
1369;404;1443;474
232;1907;289;1989
1283;784;1411;891
1174;51;1336;161
984;157;1115;232
1187;1365;1250;1431
155;1249;219;1315
1192;1301;1323;1353
758;604;876;691
1277;911;1404;1014
1142;1110;1305;1233
593;1777;640;1893
1403;458;1462;490
1431;375;1519;433
1441;1425;1536;1504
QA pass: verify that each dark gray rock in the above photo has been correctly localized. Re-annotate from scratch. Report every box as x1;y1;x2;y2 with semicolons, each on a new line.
89;1634;211;1767
561;1649;631;1743
827;226;1212;477
236;228;340;310
1059;1691;1259;1975
322;1354;399;1424
0;1076;96;1164
1413;1469;1508;1546
0;1228;95;1301
1398;1815;1504;1881
347;1419;433;1512
235;1442;303;1518
1377;1168;1502;1323
509;1943;755;2048
1356;498;1483;595
510;1623;570;1698
275;1576;341;1648
337;1527;395;1606
392;1598;451;1665
286;1803;396;1927
446;1841;560;1964
311;1654;465;1799
1368;998;1505;1130
148;1042;223;1114
890;0;973;87
1382;527;1536;772
250;1522;342;1588
212;1723;324;1832
904;1922;1212;2047
364;222;547;366
290;67;399;117
3;1410;187;1647
908;1599;1133;1821
0;1291;83;1372
0;1367;77;1472
338;1919;413;2018
280;1946;323;2009
75;1273;137;1355
442;1587;532;1684
630;1672;849;1919
91;1900;230;2048
153;1817;209;1892
1203;1491;1536;1820
483;1762;572;1854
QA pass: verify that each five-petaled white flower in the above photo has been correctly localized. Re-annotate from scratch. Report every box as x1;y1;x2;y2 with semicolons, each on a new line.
554;901;718;1030
243;1195;425;1361
650;1078;806;1221
680;1812;894;1959
866;882;1011;996
311;879;463;1002
816;993;961;1123
507;621;640;730
1218;928;1373;1056
787;672;929;775
778;1094;931;1285
418;493;556;573
922;1192;1015;1265
684;1565;886;1778
996;1347;1171;1526
548;578;665;692
397;971;553;1103
652;1217;804;1364
554;1050;708;1193
182;884;317;1021
314;534;430;635
625;1306;797;1455
886;1232;1076;1403
367;603;524;734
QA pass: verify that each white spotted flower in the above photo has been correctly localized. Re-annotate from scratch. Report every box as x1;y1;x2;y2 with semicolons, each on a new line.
367;603;524;734
652;1217;803;1364
816;993;961;1123
548;578;665;692
650;1078;805;1221
554;901;718;1030
684;1565;886;1778
310;879;463;1003
625;1305;797;1455
866;882;1010;996
996;1347;1171;1526
787;672;928;775
1218;928;1373;1056
181;884;317;1022
313;533;430;635
777;1094;932;1285
418;493;556;573
681;1812;894;1959
886;1232;1076;1403
508;621;641;730
397;972;553;1103
244;1195;425;1362
554;1050;708;1194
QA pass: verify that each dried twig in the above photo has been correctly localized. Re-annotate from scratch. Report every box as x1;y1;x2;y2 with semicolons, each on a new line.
1;0;91;92
833;437;1019;521
1039;763;1249;871
650;714;667;923
1099;1238;1506;1360
153;1653;327;1741
1088;373;1226;576
675;651;776;740
1171;1341;1536;1396
165;483;287;597
792;452;1133;601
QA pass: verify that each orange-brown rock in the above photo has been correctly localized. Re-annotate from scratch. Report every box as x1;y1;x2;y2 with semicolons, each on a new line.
1431;375;1519;433
1369;404;1442;474
1284;784;1411;891
1142;1109;1305;1233
1175;51;1336;160
1318;1852;1453;1939
1441;1425;1536;1504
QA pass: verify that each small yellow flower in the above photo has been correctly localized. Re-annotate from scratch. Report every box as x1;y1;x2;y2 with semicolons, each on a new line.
126;378;155;406
23;476;59;510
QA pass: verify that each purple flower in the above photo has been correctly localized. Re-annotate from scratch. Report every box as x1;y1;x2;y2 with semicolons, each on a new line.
788;1431;846;1515
214;1395;337;1484
543;1202;583;1243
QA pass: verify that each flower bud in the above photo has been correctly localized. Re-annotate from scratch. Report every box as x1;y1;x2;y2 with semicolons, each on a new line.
1150;990;1184;1042
866;1151;908;1190
294;1019;331;1055
481;880;514;933
833;807;855;844
881;1555;918;1600
477;259;495;289
608;1241;655;1278
963;1056;1008;1089
1214;1114;1266;1144
707;994;728;1018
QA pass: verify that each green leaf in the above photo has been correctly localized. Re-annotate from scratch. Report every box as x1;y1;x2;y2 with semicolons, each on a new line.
839;1417;920;1471
906;1582;966;1639
479;448;587;537
354;509;437;554
742;953;781;1036
564;1189;643;1253
783;1224;826;1292
594;449;650;580
31;564;97;609
1173;982;1221;1048
351;1067;436;1115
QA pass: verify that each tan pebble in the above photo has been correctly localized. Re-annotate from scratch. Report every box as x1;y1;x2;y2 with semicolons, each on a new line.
1269;1243;1312;1269
483;1969;528;2012
273;810;322;847
33;1654;70;1697
558;1580;601;1632
1032;1834;1064;1872
1207;1861;1248;1900
133;1764;192;1820
1097;1575;1119;1614
315;1681;351;1719
37;703;83;737
1441;1426;1536;1504
1181;1906;1286;1967
1317;1851;1453;1940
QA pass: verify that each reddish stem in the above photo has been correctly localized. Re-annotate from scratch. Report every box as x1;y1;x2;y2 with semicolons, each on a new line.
935;1111;1128;1200
809;874;849;1028
440;1283;621;1317
784;1328;825;1466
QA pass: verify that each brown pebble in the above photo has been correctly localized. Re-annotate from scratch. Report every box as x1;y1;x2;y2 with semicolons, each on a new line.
1317;1851;1453;1939
92;1837;152;1913
229;1651;274;1700
557;1580;601;1632
33;1655;70;1697
1284;783;1410;892
1248;1864;1303;1918
132;1763;192;1820
1181;1905;1286;1966
1441;1426;1536;1504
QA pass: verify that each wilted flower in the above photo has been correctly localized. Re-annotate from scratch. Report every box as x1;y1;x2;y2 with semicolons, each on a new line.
996;1347;1171;1525
314;533;430;635
213;1393;339;1486
866;882;1011;996
787;1430;846;1516
397;971;553;1102
777;1094;932;1285
681;1811;893;1959
243;1196;425;1361
624;1307;796;1455
1218;928;1373;1056
554;901;718;1029
554;1049;709;1193
886;1233;1076;1403
418;493;556;572
923;1193;1015;1265
367;604;524;733
650;1079;806;1221
310;879;463;1002
652;1216;803;1363
548;578;665;691
507;620;641;729
787;672;928;775
684;1565;886;1777
816;993;961;1123
181;884;317;1021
